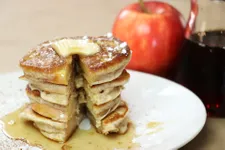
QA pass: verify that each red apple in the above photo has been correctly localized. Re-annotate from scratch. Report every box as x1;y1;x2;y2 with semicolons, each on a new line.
112;1;185;76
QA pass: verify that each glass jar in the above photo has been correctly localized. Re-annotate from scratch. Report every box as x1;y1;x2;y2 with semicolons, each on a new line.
173;0;225;117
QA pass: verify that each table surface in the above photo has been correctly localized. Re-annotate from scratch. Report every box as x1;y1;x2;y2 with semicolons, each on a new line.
0;0;225;149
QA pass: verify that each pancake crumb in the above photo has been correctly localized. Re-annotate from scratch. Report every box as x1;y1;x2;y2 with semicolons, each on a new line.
82;36;88;40
119;42;127;48
121;49;127;54
60;114;65;118
106;32;113;38
106;47;113;52
8;120;15;125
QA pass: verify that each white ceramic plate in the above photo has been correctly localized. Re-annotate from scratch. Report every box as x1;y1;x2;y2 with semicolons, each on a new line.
0;70;206;150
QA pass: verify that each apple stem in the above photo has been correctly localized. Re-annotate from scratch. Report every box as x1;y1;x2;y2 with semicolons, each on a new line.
138;0;150;13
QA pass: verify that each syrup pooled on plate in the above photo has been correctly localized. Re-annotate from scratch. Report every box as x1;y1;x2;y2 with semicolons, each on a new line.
1;106;139;150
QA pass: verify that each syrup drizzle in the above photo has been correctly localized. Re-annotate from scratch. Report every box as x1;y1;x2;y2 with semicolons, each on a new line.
0;106;139;150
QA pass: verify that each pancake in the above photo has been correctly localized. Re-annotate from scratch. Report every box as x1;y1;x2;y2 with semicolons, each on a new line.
31;103;67;123
79;36;131;85
26;84;71;106
19;36;131;86
19;45;73;85
83;70;129;105
20;75;70;95
86;96;121;121
85;69;130;93
26;85;78;122
85;86;123;105
20;105;67;130
87;101;129;135
20;105;83;142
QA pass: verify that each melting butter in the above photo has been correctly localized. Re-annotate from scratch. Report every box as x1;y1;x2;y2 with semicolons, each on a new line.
1;106;139;150
52;39;100;57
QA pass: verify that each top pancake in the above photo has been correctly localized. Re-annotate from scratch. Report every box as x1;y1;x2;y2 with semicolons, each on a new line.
79;36;131;85
19;36;131;85
20;43;72;73
19;42;73;85
79;36;131;73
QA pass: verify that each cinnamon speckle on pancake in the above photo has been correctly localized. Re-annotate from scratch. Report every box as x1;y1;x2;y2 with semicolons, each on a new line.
79;36;131;70
20;45;68;73
20;35;131;74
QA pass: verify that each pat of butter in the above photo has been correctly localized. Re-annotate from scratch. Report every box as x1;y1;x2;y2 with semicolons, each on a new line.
52;39;100;57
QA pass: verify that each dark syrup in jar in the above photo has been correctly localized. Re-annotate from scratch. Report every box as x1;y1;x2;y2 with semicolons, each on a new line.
173;30;225;117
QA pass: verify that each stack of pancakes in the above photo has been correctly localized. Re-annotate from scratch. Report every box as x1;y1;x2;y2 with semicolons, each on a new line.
19;44;83;142
19;35;131;142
